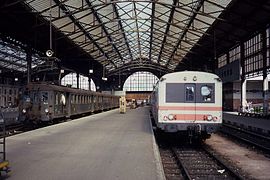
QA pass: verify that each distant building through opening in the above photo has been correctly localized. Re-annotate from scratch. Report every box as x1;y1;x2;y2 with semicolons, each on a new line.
61;73;96;91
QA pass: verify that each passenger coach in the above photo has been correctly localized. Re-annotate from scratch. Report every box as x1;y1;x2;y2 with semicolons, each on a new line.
151;71;222;139
19;82;119;123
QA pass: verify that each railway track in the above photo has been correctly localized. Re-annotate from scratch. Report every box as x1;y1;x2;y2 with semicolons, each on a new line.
221;123;270;153
5;124;26;137
156;133;244;180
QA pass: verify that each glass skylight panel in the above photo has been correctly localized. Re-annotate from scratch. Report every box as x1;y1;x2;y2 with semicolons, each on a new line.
26;0;52;12
24;0;233;73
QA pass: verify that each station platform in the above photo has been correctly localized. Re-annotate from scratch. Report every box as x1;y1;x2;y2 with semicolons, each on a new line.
223;112;270;134
5;107;164;180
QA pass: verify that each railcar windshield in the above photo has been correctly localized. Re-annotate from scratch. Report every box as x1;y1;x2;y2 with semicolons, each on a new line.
165;83;215;103
41;92;48;102
22;93;31;102
201;85;213;102
185;86;195;102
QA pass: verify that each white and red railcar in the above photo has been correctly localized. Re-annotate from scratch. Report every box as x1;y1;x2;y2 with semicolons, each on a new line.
151;71;222;139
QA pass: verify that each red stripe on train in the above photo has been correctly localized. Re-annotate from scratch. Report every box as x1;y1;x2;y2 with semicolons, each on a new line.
175;114;206;120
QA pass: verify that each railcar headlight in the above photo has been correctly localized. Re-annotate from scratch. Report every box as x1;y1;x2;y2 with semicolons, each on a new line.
207;115;213;121
168;114;175;120
44;108;49;113
22;109;26;114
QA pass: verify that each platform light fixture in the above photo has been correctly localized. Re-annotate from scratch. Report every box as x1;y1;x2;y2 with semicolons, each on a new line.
14;78;18;81
102;65;107;81
89;69;93;74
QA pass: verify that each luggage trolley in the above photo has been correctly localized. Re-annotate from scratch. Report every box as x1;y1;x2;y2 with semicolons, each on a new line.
0;110;10;175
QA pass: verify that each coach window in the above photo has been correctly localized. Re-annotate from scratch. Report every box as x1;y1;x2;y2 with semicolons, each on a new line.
70;95;73;104
201;85;212;102
55;93;59;105
41;92;48;102
185;86;195;102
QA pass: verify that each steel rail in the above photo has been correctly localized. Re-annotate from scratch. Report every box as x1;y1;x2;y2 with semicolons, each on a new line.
221;123;270;153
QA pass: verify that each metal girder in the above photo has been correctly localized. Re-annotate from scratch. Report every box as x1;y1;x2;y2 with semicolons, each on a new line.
111;0;133;62
106;61;172;77
22;0;237;74
157;0;177;64
85;0;124;65
53;0;117;68
166;0;205;67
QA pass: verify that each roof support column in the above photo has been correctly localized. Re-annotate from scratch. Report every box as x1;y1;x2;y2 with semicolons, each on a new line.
26;47;32;84
88;75;91;91
262;29;268;115
240;41;247;111
76;72;79;89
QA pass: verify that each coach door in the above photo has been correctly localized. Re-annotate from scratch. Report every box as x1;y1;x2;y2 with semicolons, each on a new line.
184;84;196;120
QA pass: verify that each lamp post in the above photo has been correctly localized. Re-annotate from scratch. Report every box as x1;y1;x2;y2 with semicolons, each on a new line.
89;69;93;91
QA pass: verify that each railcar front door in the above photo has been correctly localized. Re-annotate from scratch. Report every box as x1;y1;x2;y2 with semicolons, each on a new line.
184;84;196;121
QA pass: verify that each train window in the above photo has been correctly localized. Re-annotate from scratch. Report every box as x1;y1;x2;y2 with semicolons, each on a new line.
201;86;213;102
41;92;48;102
33;92;39;103
55;93;59;105
60;94;66;105
185;86;195;102
70;95;73;104
9;89;12;95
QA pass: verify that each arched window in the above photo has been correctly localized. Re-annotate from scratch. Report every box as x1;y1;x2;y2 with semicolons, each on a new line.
123;71;159;91
61;73;96;91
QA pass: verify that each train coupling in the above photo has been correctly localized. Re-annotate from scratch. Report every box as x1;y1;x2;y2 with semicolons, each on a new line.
187;124;202;137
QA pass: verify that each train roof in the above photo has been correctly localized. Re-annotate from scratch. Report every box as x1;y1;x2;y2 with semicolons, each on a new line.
25;82;118;97
152;71;221;90
162;71;219;79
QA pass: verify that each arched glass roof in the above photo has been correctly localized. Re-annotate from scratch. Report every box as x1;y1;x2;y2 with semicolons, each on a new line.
24;0;232;74
0;38;44;72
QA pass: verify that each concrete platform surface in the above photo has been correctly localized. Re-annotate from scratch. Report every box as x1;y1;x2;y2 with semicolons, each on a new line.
223;112;270;132
6;107;163;180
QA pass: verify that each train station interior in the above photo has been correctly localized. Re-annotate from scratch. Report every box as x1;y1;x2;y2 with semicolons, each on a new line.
0;0;270;179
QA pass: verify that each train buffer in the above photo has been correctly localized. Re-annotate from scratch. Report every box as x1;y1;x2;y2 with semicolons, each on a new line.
0;110;10;175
